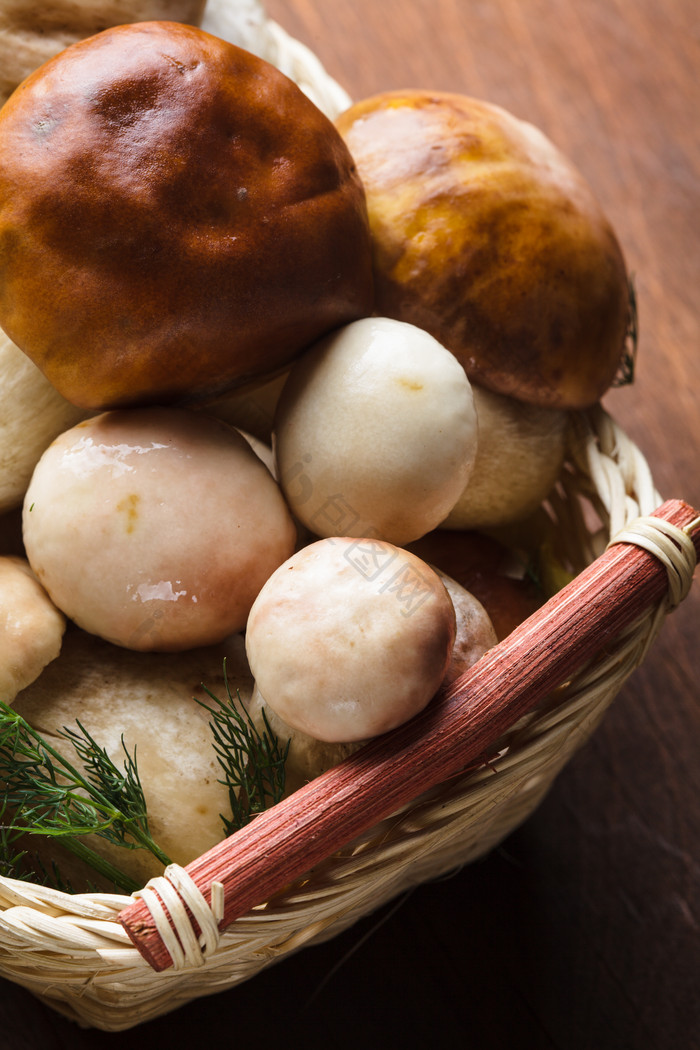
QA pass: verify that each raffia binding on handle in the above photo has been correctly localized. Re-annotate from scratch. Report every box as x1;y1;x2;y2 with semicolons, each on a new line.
121;501;699;973
132;867;225;970
607;514;699;607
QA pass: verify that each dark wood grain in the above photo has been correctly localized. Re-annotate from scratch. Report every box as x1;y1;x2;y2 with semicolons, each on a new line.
1;0;698;1046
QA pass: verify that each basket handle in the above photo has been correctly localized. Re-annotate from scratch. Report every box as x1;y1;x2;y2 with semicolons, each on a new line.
119;498;699;972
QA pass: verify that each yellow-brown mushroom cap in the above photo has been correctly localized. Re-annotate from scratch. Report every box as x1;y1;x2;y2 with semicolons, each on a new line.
336;90;630;409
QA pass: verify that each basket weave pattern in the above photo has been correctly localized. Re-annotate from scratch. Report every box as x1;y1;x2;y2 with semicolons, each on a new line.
0;8;680;1032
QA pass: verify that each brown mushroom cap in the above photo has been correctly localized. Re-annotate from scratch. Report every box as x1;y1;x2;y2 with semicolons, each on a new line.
0;21;373;410
245;537;456;742
336;90;630;409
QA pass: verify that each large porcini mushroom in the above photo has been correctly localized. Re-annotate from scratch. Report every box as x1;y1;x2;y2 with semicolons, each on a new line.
0;21;373;410
22;408;297;651
336;90;631;410
11;626;255;889
274;317;478;546
245;537;457;743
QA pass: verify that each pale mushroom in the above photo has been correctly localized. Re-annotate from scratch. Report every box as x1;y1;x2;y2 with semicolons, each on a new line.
245;561;496;790
0;556;65;704
11;625;255;889
0;331;88;513
441;385;569;530
22;408;297;652
274;317;478;546
245;536;457;743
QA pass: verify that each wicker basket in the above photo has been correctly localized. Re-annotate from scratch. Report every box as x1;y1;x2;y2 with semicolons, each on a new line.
0;3;696;1033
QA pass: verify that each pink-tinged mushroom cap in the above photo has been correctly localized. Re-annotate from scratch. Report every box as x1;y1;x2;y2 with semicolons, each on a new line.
245;536;457;742
22;408;297;651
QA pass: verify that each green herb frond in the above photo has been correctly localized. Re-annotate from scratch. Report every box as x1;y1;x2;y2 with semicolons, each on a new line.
58;722;155;850
0;700;171;893
0;662;290;893
0;809;76;891
196;662;289;837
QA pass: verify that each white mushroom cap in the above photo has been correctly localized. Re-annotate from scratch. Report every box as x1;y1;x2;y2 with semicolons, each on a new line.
274;317;478;546
0;331;87;514
22;408;297;652
245;570;496;790
442;385;569;529
0;556;65;703
245;537;456;743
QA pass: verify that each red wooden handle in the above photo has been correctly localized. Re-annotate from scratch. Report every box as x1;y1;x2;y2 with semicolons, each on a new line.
119;499;699;971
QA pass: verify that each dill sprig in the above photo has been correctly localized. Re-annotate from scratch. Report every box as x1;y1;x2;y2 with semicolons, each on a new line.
195;664;289;837
0;663;290;892
0;809;32;881
0;807;76;890
0;699;172;894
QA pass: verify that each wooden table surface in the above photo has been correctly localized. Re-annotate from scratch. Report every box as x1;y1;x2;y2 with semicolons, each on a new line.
2;0;699;1047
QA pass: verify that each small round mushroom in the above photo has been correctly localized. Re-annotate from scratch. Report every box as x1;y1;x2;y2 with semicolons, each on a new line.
441;385;569;530
433;569;498;686
22;408;297;652
274;317;478;546
0;556;65;703
245;566;497;791
245;537;457;743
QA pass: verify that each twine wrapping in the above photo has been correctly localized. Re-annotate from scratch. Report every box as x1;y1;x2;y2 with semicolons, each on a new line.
607;515;699;607
133;867;225;970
